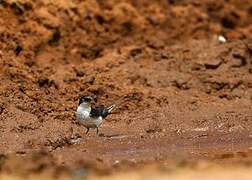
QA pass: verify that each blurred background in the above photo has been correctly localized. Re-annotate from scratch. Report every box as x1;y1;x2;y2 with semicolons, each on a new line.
0;0;251;179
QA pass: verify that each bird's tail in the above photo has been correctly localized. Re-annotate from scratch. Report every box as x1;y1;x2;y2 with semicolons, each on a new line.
107;104;117;114
106;94;134;114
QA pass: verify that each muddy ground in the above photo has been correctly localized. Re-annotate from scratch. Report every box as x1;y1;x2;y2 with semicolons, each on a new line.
0;0;252;179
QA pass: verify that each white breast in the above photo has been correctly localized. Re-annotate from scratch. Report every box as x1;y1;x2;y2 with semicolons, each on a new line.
76;106;90;122
76;105;103;128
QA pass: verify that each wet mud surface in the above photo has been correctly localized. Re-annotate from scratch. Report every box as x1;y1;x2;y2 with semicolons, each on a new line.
0;0;252;178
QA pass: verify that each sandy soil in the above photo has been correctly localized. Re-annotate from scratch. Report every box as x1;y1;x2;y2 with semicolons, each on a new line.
0;0;252;179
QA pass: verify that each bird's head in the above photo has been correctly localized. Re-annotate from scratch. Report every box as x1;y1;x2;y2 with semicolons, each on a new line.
78;96;93;105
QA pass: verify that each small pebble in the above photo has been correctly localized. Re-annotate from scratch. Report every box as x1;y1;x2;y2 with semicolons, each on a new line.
218;35;226;43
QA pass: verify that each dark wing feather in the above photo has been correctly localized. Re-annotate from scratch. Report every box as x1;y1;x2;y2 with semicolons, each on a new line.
90;106;109;119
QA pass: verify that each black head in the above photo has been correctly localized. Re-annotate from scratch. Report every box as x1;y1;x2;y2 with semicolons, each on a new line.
79;96;93;105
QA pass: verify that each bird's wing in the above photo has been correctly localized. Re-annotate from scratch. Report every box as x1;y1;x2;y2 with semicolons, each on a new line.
90;106;109;119
90;94;133;118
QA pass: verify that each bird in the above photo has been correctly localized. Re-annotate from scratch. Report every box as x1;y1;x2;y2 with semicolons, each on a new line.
75;95;121;135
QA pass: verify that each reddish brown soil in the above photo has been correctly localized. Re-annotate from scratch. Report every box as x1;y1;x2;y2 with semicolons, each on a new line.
0;0;252;178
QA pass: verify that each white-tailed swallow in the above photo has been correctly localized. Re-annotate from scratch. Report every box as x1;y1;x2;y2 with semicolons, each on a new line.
76;96;116;135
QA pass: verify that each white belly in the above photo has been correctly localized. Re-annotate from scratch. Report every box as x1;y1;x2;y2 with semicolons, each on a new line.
82;116;103;128
76;111;103;128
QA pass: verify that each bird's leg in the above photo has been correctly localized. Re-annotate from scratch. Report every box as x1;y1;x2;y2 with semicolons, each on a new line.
96;127;99;135
70;127;74;139
85;127;90;134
